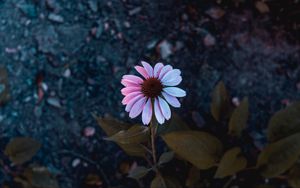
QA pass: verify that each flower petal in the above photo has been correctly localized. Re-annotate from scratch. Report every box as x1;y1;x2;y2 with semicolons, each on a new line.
162;92;181;107
123;75;143;84
158;96;171;120
158;65;173;80
121;79;140;87
142;98;152;125
135;66;149;79
162;76;182;86
154;98;165;124
163;87;186;97
153;63;164;78
122;91;142;104
141;61;154;77
161;69;181;83
121;86;141;96
125;94;144;112
129;97;147;118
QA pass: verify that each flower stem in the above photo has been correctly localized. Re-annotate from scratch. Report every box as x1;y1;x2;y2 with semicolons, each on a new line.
150;119;157;166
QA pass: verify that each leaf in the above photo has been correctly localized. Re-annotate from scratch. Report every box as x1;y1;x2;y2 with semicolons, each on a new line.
255;1;269;13
257;133;300;178
157;113;190;135
5;137;41;165
23;166;59;188
267;101;300;142
228;97;249;137
151;175;182;188
158;151;174;165
288;164;300;188
118;143;146;157
127;166;150;180
85;174;102;186
95;115;131;136
105;125;149;144
162;131;223;169
185;166;200;188
210;81;231;121
0;67;10;105
214;147;247;178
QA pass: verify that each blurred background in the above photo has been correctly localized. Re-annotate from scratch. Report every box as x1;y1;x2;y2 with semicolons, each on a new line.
0;0;299;187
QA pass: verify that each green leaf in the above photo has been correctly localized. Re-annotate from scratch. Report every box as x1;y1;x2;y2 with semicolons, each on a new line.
151;176;182;188
5;137;41;165
158;151;174;165
95;115;131;136
228;97;249;137
257;133;300;178
288;164;300;188
23;166;59;188
214;147;247;178
105;125;149;145
185;166;201;188
162;131;223;169
267;101;300;142
157;113;190;135
0;67;10;105
210;81;231;121
127;166;150;180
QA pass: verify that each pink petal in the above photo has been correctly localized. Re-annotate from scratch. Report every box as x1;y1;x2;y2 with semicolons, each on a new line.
122;91;142;104
162;76;182;86
129;97;147;118
161;69;181;83
141;61;154;77
158;96;171;120
158;65;173;80
121;79;140;87
142;98;152;125
135;66;149;79
121;86;141;96
153;63;164;78
163;87;186;97
154;98;165;124
125;95;144;112
123;75;143;84
162;92;181;107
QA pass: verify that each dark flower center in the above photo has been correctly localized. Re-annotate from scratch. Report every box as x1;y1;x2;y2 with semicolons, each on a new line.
142;78;163;98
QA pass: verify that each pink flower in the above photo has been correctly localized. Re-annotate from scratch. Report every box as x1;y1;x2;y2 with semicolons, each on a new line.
121;61;186;125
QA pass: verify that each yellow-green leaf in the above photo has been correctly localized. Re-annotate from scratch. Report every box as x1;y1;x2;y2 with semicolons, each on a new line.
210;81;231;121
5;137;41;165
214;147;247;178
128;166;150;180
185;166;200;188
95;115;131;136
267;101;300;142
151;176;182;188
158;151;174;165
23;166;59;188
105;125;149;145
157;113;190;135
228;97;249;137
162;131;222;169
257;133;300;178
288;164;300;188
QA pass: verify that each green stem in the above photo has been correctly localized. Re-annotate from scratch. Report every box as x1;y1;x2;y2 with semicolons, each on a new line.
150;119;157;166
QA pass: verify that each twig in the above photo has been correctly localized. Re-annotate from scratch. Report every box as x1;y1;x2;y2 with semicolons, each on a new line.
223;175;235;188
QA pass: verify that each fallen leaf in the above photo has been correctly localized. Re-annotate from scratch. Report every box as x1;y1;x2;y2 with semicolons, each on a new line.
255;1;270;13
23;166;59;188
0;67;10;105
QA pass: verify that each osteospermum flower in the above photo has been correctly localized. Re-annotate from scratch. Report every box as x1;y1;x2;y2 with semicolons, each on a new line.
121;61;186;125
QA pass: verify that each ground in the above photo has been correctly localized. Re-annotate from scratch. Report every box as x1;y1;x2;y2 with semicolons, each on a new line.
0;0;299;187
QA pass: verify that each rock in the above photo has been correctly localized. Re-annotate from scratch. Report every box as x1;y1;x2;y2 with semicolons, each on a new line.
129;7;142;16
158;40;173;59
48;13;64;23
88;0;98;12
47;97;62;108
35;26;58;54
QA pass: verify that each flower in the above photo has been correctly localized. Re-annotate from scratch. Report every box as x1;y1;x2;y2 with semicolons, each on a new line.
121;61;186;125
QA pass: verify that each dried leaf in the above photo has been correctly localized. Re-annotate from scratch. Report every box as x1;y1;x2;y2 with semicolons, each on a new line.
162;131;222;169
257;133;300;178
23;166;59;188
128;166;150;180
288;164;300;188
185;166;200;188
214;147;247;178
85;174;102;186
151;175;182;188
5;137;41;165
255;1;269;13
158;151;174;165
267;101;300;142
228;97;249;137
210;81;231;121
157;113;190;135
0;67;10;105
105;125;149;145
